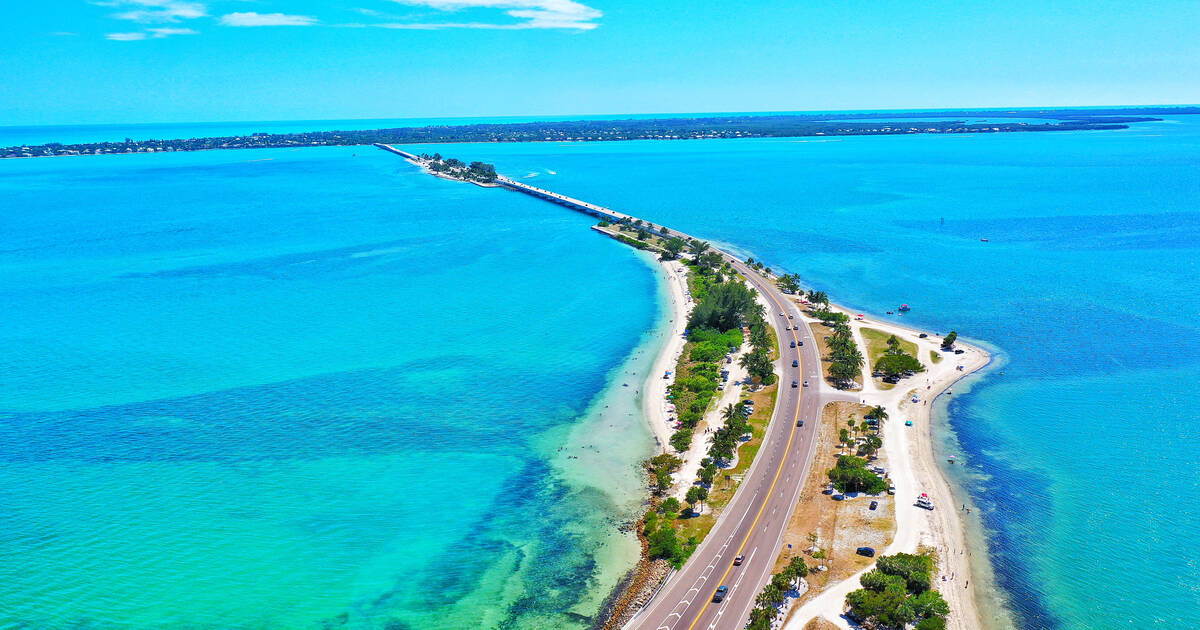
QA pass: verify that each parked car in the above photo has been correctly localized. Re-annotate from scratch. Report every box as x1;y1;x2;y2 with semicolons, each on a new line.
833;494;845;501
712;585;729;602
887;486;896;495
905;420;913;426
856;547;875;558
869;501;879;511
919;333;928;338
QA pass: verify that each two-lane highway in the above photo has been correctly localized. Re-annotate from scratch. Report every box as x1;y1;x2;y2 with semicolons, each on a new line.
626;256;845;630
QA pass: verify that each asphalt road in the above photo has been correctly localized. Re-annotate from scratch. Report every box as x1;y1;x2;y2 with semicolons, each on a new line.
626;257;846;630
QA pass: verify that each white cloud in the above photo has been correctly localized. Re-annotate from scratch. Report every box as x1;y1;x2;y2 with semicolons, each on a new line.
148;27;198;37
102;0;208;23
219;12;318;26
384;0;601;30
105;26;196;40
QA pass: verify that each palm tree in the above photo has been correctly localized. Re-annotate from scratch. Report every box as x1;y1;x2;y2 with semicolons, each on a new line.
866;405;888;421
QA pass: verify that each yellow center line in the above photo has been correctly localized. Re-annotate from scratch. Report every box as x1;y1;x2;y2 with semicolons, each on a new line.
684;271;804;630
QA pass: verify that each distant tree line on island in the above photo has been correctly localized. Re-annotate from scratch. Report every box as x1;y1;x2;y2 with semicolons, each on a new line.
7;107;1193;158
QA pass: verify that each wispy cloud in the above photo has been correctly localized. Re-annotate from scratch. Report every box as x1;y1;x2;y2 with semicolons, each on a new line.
100;0;208;23
219;12;318;26
106;26;197;40
384;0;601;30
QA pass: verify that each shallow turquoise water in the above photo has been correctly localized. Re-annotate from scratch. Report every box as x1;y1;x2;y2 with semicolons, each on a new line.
0;147;662;628
435;118;1200;629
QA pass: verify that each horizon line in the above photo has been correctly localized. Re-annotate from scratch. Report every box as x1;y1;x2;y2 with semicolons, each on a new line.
4;103;1199;130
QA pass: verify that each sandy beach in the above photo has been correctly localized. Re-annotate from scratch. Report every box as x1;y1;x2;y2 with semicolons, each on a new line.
640;257;692;455
782;302;991;630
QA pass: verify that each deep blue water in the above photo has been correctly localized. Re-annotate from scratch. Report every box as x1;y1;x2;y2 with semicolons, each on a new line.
0;147;663;628
425;118;1200;629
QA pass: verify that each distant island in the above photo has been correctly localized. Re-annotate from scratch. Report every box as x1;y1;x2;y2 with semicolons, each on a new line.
4;107;1197;159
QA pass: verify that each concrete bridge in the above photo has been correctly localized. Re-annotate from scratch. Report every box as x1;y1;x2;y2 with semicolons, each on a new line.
373;143;420;161
493;175;633;224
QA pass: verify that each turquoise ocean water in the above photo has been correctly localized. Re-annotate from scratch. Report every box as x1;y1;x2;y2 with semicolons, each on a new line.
2;115;1198;629
0;147;670;628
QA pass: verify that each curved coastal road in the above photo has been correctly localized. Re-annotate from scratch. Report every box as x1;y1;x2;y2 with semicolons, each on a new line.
626;256;850;630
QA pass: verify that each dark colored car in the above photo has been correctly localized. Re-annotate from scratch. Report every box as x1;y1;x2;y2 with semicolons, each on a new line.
955;349;965;354
869;501;879;511
733;555;744;566
712;585;729;602
792;359;799;367
796;420;805;427
919;333;928;338
856;547;875;558
790;341;796;348
792;380;799;388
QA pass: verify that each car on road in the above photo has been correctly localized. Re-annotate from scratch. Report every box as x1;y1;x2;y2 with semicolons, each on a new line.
887;486;896;495
803;380;809;387
905;420;913;426
857;547;875;558
712;585;729;602
790;341;796;348
792;359;799;367
798;340;804;346
733;555;744;566
869;501;879;511
796;420;805;427
792;380;799;388
779;312;785;317
788;314;794;319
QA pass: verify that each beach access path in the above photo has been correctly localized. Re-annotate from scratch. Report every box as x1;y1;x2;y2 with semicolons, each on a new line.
781;307;990;630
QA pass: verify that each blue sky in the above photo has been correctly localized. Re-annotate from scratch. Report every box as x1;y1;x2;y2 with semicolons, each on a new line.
2;0;1198;125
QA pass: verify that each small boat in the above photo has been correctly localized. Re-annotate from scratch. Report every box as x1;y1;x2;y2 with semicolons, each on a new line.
980;238;989;242
948;455;957;463
898;304;910;312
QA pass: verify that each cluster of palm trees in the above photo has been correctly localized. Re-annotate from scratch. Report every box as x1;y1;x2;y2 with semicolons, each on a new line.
846;405;887;456
732;303;775;386
827;320;865;387
743;257;773;276
747;556;810;630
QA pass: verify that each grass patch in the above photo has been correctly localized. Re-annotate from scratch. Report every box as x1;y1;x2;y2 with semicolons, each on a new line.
930;350;942;363
861;327;919;370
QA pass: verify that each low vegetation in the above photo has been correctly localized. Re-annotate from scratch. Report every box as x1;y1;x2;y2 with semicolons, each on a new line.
940;331;958;350
845;552;950;630
827;455;887;494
